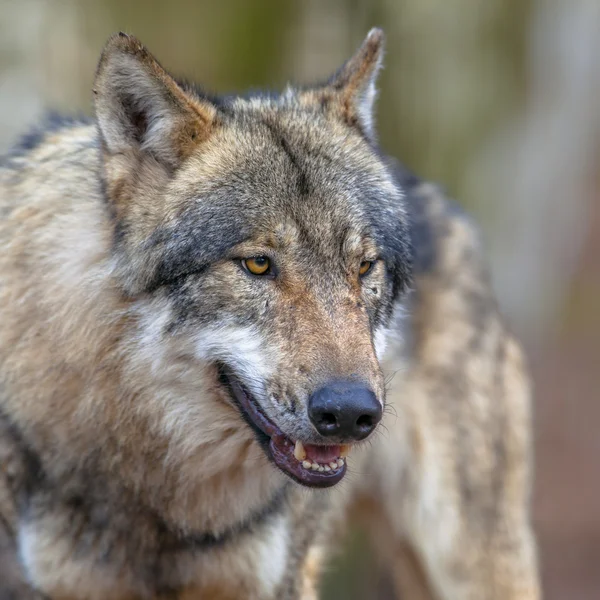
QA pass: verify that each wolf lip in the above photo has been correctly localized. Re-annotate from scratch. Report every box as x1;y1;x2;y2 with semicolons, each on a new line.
218;366;347;488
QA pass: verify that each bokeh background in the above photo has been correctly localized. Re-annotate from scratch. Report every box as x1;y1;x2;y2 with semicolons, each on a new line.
1;1;599;598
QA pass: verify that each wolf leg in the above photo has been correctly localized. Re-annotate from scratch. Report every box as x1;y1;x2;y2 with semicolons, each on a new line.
390;541;436;600
364;365;540;600
298;545;323;600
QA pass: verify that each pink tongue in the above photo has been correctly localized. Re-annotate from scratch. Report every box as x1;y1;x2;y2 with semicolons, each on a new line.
304;444;340;463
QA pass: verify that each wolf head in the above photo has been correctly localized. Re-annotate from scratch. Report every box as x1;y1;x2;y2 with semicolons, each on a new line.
94;30;412;488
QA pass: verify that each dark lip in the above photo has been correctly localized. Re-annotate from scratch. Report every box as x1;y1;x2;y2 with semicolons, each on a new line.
217;364;347;489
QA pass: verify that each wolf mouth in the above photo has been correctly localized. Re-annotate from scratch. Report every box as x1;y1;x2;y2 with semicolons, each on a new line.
218;365;348;488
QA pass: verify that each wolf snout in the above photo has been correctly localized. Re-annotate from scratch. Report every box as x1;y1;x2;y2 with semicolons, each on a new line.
308;381;382;441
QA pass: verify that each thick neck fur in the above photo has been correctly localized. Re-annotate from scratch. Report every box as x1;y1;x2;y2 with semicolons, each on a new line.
0;123;285;537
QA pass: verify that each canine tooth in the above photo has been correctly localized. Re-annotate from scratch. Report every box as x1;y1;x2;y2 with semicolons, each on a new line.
311;463;320;471
337;458;344;468
302;460;312;469
340;444;350;458
294;440;306;461
329;462;338;470
318;466;325;472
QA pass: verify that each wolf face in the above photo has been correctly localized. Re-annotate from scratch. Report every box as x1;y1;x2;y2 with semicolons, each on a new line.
95;30;412;488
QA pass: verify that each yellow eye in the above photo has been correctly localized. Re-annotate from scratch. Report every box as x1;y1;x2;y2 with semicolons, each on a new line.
359;260;374;277
243;256;271;276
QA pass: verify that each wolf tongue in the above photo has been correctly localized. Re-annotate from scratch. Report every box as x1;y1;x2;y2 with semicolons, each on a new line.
304;444;341;464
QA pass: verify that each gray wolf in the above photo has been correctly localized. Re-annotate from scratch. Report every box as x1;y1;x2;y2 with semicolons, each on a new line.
0;29;540;599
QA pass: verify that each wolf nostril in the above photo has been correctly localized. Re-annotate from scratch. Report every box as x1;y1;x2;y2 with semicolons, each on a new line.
356;414;373;430
316;412;338;433
319;413;337;426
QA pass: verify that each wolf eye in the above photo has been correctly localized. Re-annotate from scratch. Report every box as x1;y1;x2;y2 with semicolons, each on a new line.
242;256;271;276
359;260;374;277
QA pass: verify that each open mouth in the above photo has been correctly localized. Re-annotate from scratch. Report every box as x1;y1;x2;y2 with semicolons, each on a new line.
218;365;348;488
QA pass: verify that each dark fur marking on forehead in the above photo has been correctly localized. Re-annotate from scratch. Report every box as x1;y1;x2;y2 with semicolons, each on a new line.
261;119;310;197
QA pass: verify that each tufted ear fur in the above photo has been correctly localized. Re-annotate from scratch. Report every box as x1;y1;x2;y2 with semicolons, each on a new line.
304;28;385;141
93;33;215;173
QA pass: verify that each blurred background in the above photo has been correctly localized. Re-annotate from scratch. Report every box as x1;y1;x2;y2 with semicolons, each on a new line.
1;0;598;598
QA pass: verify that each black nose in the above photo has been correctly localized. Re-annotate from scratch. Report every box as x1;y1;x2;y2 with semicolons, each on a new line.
308;381;382;441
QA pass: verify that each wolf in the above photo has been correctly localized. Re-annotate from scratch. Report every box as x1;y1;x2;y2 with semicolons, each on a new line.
0;29;539;599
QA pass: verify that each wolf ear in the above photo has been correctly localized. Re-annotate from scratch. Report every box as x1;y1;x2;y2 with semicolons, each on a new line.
310;28;384;141
93;33;215;171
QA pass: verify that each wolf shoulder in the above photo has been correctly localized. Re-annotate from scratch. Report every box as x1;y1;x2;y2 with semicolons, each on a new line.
393;165;488;286
0;116;100;205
